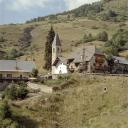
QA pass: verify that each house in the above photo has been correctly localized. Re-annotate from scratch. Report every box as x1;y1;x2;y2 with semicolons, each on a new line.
67;45;108;73
52;33;68;77
0;60;36;81
112;56;128;74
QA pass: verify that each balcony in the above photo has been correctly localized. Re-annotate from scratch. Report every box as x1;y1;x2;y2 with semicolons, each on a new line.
0;77;29;82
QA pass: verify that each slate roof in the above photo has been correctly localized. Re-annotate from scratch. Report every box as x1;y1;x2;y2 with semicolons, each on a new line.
52;33;61;46
68;45;104;63
113;56;128;65
0;60;36;72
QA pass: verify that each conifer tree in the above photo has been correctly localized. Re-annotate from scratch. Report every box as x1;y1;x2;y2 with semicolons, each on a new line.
44;26;55;70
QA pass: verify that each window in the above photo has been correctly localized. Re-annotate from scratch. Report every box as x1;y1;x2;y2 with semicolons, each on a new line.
57;48;60;52
7;74;12;78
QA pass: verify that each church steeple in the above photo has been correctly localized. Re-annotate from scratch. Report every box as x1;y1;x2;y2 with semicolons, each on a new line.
52;33;61;64
52;33;61;46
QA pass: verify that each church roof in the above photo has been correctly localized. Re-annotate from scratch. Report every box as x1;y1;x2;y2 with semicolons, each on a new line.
52;57;67;66
52;33;61;46
0;60;36;73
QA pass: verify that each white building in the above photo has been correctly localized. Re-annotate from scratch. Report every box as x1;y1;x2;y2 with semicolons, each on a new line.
52;34;68;76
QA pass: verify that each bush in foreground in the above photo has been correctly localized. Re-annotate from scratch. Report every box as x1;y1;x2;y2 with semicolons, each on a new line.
2;84;28;100
0;101;11;120
0;101;22;128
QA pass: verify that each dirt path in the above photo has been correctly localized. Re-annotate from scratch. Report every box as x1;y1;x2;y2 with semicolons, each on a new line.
27;82;53;93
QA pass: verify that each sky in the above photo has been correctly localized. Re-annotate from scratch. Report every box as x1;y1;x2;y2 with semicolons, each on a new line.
0;0;99;25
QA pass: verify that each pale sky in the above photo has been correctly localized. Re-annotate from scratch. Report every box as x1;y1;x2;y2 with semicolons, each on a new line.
0;0;100;24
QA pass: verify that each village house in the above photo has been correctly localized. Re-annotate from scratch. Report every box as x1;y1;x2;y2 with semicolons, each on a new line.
0;60;36;81
67;45;108;73
52;33;68;78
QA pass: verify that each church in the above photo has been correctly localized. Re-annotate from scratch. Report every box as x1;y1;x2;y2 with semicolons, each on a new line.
52;33;68;77
51;34;108;76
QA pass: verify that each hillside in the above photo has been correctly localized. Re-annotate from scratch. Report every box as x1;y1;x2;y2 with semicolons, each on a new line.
0;18;128;73
2;74;128;128
70;0;128;21
27;0;128;23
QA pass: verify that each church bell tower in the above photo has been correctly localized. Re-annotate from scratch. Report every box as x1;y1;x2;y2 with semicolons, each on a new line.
52;33;61;64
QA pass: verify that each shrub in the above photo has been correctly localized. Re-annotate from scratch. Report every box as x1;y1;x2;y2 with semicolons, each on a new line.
3;85;17;100
104;29;128;55
32;69;39;77
97;31;108;41
0;101;12;120
103;46;118;56
0;36;5;42
3;84;28;100
91;26;99;29
111;29;128;48
82;33;94;43
10;121;21;128
16;86;28;99
49;15;58;20
107;10;117;17
8;49;24;59
100;10;117;21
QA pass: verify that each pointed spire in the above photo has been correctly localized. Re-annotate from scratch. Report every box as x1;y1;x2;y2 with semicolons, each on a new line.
52;33;61;46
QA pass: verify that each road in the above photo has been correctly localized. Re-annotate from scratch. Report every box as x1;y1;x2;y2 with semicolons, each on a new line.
27;82;53;93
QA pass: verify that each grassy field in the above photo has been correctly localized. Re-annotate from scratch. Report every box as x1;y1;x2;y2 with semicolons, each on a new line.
1;18;128;73
2;74;128;128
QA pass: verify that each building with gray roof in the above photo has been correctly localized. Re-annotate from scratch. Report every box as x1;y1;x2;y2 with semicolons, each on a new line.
0;60;36;80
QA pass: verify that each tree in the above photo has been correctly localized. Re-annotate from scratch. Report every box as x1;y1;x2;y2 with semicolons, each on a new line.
49;15;57;20
82;33;94;43
97;31;108;41
44;26;55;70
32;68;38;77
111;29;128;48
107;10;117;17
104;29;128;55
